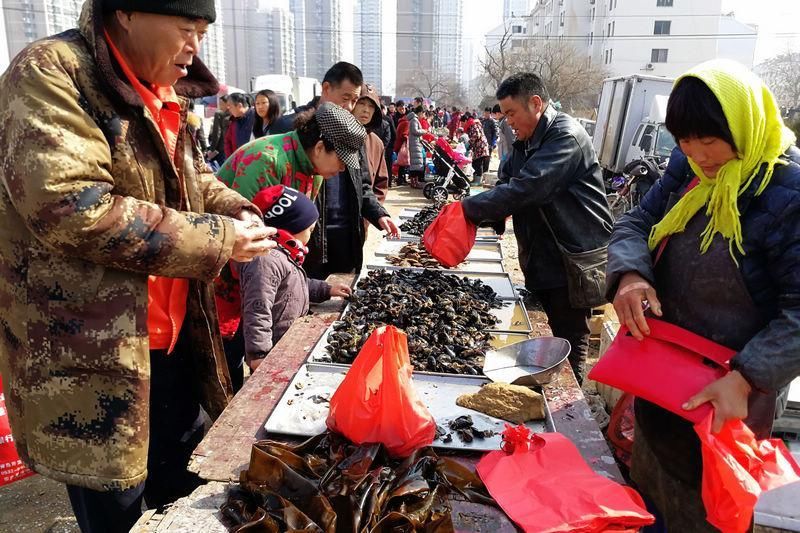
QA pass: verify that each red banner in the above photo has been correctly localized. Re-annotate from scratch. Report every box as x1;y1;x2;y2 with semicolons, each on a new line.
0;384;35;487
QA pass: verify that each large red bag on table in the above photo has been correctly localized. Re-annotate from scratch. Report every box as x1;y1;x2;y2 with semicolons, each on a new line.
695;413;800;533
0;377;35;487
326;326;436;458
422;202;477;268
588;317;734;424
477;425;654;532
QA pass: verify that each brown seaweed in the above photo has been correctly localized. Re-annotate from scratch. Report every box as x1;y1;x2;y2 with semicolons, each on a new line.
221;432;496;533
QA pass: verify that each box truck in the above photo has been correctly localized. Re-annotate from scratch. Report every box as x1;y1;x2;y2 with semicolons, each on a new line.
593;74;677;177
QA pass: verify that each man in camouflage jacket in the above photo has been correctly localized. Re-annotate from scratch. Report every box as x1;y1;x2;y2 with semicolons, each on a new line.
0;0;275;527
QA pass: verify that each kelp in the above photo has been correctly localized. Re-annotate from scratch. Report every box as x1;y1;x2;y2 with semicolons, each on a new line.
221;432;496;532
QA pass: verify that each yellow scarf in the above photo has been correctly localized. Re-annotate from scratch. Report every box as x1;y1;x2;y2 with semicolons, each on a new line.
648;59;796;256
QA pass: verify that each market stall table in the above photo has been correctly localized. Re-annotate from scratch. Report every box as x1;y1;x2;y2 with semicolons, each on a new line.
129;276;623;531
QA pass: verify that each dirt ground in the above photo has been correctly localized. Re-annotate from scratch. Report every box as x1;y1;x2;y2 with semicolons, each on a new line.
0;162;608;532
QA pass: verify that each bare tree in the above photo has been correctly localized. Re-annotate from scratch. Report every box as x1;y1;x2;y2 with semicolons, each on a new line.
758;52;800;111
396;68;468;108
480;31;609;113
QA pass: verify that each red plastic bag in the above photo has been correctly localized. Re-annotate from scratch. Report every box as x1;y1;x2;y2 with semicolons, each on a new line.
606;393;636;468
477;425;654;533
422;202;477;268
695;412;800;533
588;318;734;424
0;377;35;487
326;326;436;457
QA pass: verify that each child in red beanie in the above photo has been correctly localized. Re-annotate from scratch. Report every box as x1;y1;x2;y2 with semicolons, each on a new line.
235;185;351;370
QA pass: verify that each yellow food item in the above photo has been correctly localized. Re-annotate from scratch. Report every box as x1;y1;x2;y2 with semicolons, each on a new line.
456;382;545;424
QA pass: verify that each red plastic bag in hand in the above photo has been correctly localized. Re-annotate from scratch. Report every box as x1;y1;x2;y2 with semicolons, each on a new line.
695;413;800;533
326;326;436;457
0;377;35;487
477;425;654;533
422;202;477;268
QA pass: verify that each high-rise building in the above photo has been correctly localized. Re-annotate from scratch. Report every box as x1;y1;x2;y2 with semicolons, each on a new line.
259;3;296;77
354;0;396;96
302;0;355;82
396;0;435;93
223;0;297;90
503;0;531;20
2;0;82;63
199;0;226;83
587;0;756;77
433;0;464;85
290;0;308;77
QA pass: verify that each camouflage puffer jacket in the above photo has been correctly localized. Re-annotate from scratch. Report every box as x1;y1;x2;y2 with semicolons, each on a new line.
0;0;252;491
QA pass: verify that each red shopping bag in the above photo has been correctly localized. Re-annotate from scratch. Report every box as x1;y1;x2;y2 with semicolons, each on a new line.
0;377;35;487
695;413;800;533
422;202;477;268
477;425;654;533
588;318;734;424
326;326;436;457
396;141;410;167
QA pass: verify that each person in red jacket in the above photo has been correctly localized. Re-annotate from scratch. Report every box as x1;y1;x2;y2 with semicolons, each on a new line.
447;107;462;139
394;110;410;185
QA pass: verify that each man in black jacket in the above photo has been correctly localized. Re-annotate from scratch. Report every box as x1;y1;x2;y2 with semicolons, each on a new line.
281;62;399;279
461;73;613;382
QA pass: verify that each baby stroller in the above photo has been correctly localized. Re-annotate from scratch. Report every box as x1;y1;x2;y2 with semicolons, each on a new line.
421;138;472;202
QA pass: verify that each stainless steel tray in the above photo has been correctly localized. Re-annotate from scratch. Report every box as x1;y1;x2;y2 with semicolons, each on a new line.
367;257;505;273
264;363;554;452
376;239;503;262
395;227;500;242
360;265;517;300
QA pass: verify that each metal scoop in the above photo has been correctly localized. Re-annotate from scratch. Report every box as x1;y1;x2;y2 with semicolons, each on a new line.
482;337;572;386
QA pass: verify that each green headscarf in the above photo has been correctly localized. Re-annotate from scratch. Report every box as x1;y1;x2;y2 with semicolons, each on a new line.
648;59;796;256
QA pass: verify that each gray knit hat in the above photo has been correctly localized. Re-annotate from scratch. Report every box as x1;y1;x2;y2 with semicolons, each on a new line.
104;0;216;23
315;102;367;170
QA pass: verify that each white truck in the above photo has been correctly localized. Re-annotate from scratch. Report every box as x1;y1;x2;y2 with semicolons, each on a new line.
593;74;677;178
250;74;321;115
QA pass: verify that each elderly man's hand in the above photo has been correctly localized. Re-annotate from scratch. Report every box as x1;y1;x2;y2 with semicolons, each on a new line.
231;218;276;262
237;208;264;227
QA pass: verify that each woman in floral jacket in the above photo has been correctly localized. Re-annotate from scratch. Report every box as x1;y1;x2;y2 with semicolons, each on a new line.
215;104;367;390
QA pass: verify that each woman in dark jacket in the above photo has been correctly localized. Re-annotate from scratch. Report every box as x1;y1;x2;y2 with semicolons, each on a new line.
606;59;800;532
252;89;281;139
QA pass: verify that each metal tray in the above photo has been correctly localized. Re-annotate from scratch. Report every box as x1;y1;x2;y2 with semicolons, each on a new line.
395;227;500;242
367;257;505;273
360;265;517;300
489;299;533;333
264;364;554;452
376;239;503;262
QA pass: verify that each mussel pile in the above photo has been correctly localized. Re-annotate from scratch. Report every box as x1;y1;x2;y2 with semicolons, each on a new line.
320;269;504;374
386;241;450;269
398;202;444;236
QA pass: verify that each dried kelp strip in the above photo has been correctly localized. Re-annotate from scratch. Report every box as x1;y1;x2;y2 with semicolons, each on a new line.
221;432;496;533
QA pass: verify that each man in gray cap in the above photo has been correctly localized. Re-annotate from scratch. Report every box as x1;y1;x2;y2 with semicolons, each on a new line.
0;0;275;529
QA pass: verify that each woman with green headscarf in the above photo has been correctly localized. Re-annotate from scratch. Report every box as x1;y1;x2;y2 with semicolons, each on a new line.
606;59;800;531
